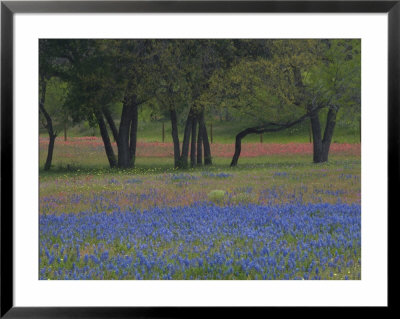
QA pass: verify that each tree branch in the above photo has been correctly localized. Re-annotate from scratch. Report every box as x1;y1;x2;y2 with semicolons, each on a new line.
230;103;325;167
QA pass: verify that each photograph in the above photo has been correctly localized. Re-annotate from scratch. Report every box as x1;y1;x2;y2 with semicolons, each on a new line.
38;39;361;281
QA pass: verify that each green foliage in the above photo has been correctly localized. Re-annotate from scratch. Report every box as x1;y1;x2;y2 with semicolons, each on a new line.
40;39;361;149
151;40;236;121
61;40;126;125
199;39;361;141
39;77;71;133
202;40;324;125
306;39;361;122
151;40;193;120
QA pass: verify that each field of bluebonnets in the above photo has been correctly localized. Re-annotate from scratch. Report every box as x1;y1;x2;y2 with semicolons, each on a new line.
39;139;361;280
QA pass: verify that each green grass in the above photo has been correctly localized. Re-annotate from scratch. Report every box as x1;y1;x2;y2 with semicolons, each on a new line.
40;153;361;214
39;153;360;177
41;116;361;144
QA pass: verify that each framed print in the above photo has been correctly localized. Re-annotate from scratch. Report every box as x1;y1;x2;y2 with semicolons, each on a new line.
1;0;395;317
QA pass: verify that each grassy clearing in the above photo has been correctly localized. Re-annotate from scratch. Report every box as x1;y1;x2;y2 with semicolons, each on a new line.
41;115;361;145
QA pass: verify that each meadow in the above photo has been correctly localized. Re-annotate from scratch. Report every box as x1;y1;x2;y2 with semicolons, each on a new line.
39;137;361;280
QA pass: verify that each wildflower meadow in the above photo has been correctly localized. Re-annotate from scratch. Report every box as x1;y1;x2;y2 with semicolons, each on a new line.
39;139;361;280
39;39;361;281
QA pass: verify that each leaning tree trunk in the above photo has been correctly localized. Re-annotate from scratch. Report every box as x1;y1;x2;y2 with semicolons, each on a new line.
197;118;203;166
39;79;57;171
170;109;181;168
129;104;138;167
310;111;324;163
102;107;119;142
198;111;212;165
197;110;212;165
179;108;194;168
230;129;253;167
230;106;323;167
320;106;338;162
118;96;135;168
45;134;56;171
64;121;67;141
95;110;117;168
190;117;197;167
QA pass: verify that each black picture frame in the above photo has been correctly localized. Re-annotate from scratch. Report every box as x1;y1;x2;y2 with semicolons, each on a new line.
0;1;395;317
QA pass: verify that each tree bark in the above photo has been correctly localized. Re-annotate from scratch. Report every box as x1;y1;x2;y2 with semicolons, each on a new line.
198;111;211;165
200;114;212;165
170;109;181;168
64;121;67;141
230;129;252;167
45;135;56;171
179;108;194;168
190;117;197;167
321;106;338;162
95;110;117;168
230;107;323;167
118;97;135;168
310;111;324;163
102;107;119;142
210;122;213;144
129;103;138;167
197;118;203;166
39;79;57;171
293;65;326;162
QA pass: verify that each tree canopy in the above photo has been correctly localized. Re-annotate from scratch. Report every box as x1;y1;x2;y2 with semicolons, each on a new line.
39;39;361;170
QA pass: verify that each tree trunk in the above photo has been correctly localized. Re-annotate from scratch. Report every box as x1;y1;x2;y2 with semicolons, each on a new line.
229;108;321;167
197;119;203;166
129;103;138;167
102;107;118;142
118;97;135;168
45;135;56;171
198;111;212;165
64;121;67;141
95;110;117;168
210;122;213;144
321;106;338;162
203;128;212;165
308;107;338;163
190;117;197;167
230;129;251;167
39;79;57;171
179;108;194;168
310;111;324;163
170;109;180;168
